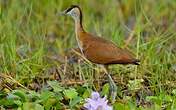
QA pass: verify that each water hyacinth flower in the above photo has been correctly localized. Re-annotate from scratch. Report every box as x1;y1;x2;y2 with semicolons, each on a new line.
84;92;113;110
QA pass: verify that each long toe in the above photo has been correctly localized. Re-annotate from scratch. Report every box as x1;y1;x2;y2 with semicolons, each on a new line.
110;81;117;103
107;74;117;103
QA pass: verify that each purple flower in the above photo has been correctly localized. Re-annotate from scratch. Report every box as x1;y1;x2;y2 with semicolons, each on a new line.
84;92;113;110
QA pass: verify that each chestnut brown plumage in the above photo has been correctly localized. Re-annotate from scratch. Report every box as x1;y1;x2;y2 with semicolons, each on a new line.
61;5;140;102
77;32;140;65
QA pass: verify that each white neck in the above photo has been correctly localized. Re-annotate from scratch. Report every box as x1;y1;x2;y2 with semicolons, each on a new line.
73;16;84;54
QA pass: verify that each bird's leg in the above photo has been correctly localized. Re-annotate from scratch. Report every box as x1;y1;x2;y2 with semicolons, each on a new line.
102;65;117;103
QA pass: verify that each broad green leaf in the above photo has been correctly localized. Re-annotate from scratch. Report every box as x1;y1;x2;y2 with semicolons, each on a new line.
154;104;161;110
14;100;22;106
69;96;82;108
55;92;63;101
12;90;28;102
164;95;172;102
47;81;63;93
17;107;22;110
55;102;63;109
44;98;57;110
0;98;17;107
172;89;176;95
7;93;21;100
127;79;143;91
82;89;91;99
28;91;40;99
0;91;6;98
22;102;44;110
40;91;61;110
40;91;54;101
101;83;109;96
146;96;162;105
34;104;44;110
128;101;137;110
113;103;130;110
146;96;159;102
64;88;78;99
76;86;86;94
22;102;33;110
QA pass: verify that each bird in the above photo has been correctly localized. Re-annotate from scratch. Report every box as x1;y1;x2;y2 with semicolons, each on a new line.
60;5;140;102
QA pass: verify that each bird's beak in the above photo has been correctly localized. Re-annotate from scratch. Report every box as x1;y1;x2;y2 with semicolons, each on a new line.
57;10;67;16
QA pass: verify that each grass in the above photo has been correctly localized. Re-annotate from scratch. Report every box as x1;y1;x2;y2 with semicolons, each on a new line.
0;0;176;109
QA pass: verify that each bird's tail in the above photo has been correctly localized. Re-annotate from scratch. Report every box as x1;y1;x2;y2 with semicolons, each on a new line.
133;59;140;65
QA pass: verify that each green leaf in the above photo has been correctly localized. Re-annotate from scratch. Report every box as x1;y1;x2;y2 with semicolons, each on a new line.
13;100;22;106
76;86;86;95
12;90;28;102
22;102;44;110
55;102;63;109
164;95;172;102
128;101;137;110
47;81;63;93
146;96;158;102
172;89;176;95
101;83;109;97
0;91;6;98
7;93;21;100
113;103;130;110
17;107;22;110
0;98;18;107
22;102;33;110
55;92;63;101
40;91;62;110
28;91;40;99
44;98;57;110
127;79;143;91
34;104;44;110
82;89;91;99
40;91;54;101
154;104;162;110
146;96;162;105
69;96;82;108
64;88;78;99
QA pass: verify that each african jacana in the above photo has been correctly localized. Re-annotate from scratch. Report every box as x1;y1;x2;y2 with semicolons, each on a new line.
61;5;139;102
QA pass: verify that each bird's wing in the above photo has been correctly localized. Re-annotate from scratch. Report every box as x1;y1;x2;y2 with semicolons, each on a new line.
82;35;136;64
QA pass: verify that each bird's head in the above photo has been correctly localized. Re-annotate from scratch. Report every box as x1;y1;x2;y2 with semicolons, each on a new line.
61;5;82;21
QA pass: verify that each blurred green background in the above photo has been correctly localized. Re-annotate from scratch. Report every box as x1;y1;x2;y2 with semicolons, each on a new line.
1;0;176;109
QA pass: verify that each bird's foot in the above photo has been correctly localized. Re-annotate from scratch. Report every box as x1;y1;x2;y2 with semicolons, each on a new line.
107;74;117;103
